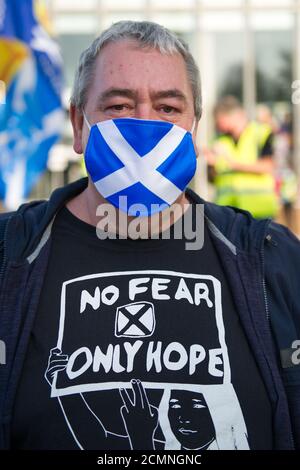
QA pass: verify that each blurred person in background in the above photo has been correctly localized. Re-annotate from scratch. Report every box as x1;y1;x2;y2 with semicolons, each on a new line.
204;96;279;219
256;104;279;134
274;112;298;230
256;107;299;230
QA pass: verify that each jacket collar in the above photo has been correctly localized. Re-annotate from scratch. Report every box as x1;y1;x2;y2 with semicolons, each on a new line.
5;178;271;263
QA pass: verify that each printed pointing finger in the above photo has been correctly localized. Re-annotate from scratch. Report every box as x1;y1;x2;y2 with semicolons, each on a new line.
119;387;133;411
139;380;151;413
130;379;143;408
136;380;145;409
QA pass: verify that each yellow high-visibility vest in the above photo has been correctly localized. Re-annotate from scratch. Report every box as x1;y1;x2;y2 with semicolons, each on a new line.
213;122;279;218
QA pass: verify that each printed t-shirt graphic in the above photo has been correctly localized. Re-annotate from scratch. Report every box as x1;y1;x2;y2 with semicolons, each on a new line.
47;270;249;450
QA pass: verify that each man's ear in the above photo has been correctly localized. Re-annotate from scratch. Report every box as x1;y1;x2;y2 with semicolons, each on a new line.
70;104;84;155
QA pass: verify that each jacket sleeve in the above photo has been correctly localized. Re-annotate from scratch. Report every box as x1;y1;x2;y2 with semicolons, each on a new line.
0;214;11;276
264;221;300;448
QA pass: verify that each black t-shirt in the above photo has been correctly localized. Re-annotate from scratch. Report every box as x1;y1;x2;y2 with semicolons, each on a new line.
12;202;273;450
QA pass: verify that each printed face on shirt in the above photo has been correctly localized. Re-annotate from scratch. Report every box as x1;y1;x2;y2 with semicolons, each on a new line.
168;390;216;450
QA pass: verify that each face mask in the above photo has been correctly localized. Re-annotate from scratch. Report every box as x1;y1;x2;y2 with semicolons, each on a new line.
83;112;197;216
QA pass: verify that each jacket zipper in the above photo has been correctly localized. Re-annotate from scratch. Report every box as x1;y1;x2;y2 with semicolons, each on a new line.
261;242;270;323
261;232;277;324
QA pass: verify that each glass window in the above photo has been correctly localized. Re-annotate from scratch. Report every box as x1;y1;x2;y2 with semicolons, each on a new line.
199;12;245;32
54;14;97;34
101;0;146;9
52;0;98;11
251;0;293;6
101;13;145;30
215;32;245;101
152;14;195;32
250;12;294;31
255;30;293;103
151;0;196;8
58;33;95;88
201;0;244;6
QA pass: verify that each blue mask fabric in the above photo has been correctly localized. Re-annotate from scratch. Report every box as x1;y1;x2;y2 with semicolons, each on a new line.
83;114;197;216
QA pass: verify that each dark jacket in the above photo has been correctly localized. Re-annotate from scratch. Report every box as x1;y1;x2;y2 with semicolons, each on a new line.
0;177;300;449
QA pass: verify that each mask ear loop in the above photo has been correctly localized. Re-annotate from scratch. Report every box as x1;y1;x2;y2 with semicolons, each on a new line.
82;109;91;130
191;119;196;134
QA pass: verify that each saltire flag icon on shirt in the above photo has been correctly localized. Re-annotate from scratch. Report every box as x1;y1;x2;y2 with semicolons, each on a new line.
115;301;155;338
84;118;197;216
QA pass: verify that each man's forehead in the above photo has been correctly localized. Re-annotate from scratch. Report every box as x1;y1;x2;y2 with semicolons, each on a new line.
86;40;194;106
93;40;189;81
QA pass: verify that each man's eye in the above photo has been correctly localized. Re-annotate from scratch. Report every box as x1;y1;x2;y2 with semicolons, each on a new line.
170;404;181;409
160;105;177;114
109;104;127;111
193;404;205;409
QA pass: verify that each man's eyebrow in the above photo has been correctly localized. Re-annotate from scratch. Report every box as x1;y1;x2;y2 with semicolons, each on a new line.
96;88;187;107
97;88;137;104
169;399;179;403
152;89;187;101
192;399;203;402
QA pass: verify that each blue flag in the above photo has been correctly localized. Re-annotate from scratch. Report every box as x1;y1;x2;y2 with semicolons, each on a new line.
0;0;63;209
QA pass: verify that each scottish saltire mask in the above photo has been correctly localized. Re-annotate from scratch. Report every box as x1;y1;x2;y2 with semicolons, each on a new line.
83;113;197;216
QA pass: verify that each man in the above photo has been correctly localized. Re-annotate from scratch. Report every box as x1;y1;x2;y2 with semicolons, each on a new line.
205;96;279;219
0;21;299;451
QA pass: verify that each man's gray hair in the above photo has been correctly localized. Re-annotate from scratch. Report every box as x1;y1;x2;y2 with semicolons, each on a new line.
70;21;202;120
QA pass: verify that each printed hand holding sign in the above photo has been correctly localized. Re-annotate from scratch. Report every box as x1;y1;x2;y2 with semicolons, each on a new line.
51;271;230;397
